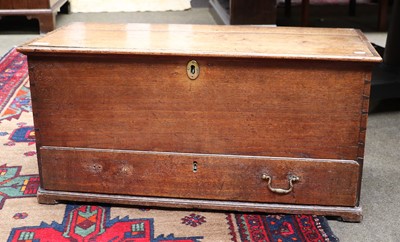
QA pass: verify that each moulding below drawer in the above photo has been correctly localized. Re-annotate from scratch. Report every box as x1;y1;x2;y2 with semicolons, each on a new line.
38;188;363;222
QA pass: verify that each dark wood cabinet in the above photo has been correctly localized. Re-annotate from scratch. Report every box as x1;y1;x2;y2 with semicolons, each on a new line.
209;0;277;25
0;0;69;33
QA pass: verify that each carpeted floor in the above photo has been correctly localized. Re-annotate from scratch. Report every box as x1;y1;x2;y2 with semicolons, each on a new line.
0;48;339;241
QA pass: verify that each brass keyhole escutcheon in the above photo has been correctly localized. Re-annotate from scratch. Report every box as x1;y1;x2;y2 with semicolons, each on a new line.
187;60;200;80
193;161;198;173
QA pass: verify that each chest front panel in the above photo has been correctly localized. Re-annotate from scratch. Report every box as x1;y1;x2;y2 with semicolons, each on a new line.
29;55;367;160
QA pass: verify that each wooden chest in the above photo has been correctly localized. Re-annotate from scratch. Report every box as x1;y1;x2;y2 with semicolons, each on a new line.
18;23;381;222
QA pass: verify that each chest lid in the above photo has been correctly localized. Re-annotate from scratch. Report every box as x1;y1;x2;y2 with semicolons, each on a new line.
18;22;381;62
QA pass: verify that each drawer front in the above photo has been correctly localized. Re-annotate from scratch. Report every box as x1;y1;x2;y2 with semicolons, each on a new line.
40;147;360;206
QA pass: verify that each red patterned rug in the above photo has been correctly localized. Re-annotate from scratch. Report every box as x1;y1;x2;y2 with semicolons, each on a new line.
0;48;339;242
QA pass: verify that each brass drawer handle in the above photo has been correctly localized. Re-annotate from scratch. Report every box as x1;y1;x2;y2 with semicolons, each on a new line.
262;174;300;194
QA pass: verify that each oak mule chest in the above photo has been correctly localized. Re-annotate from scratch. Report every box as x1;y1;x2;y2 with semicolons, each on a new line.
18;23;381;222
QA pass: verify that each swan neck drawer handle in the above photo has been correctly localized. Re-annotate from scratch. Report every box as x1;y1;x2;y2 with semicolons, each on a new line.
262;174;300;194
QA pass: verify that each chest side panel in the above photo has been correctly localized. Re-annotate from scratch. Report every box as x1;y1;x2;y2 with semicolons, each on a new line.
29;55;367;160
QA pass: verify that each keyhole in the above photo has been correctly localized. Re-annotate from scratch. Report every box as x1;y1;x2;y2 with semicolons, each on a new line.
193;161;198;173
187;60;199;80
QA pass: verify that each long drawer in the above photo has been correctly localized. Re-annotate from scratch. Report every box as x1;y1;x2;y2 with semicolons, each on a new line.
39;146;360;206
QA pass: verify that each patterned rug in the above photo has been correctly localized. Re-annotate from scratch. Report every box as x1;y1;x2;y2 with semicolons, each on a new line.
0;48;339;242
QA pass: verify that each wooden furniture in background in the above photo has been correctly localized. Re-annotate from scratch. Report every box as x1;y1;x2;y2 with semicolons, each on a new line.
209;0;277;25
371;0;400;101
0;0;70;33
284;0;389;31
18;23;381;222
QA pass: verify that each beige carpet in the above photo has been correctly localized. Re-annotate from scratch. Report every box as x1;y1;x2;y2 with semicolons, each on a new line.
69;0;191;13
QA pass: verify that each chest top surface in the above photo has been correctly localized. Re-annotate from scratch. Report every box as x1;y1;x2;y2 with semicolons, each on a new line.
18;22;381;62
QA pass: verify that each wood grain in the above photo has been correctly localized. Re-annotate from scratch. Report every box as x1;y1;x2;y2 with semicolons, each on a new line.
37;188;363;222
28;55;370;160
18;24;382;220
40;146;360;206
0;0;47;9
17;23;381;62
